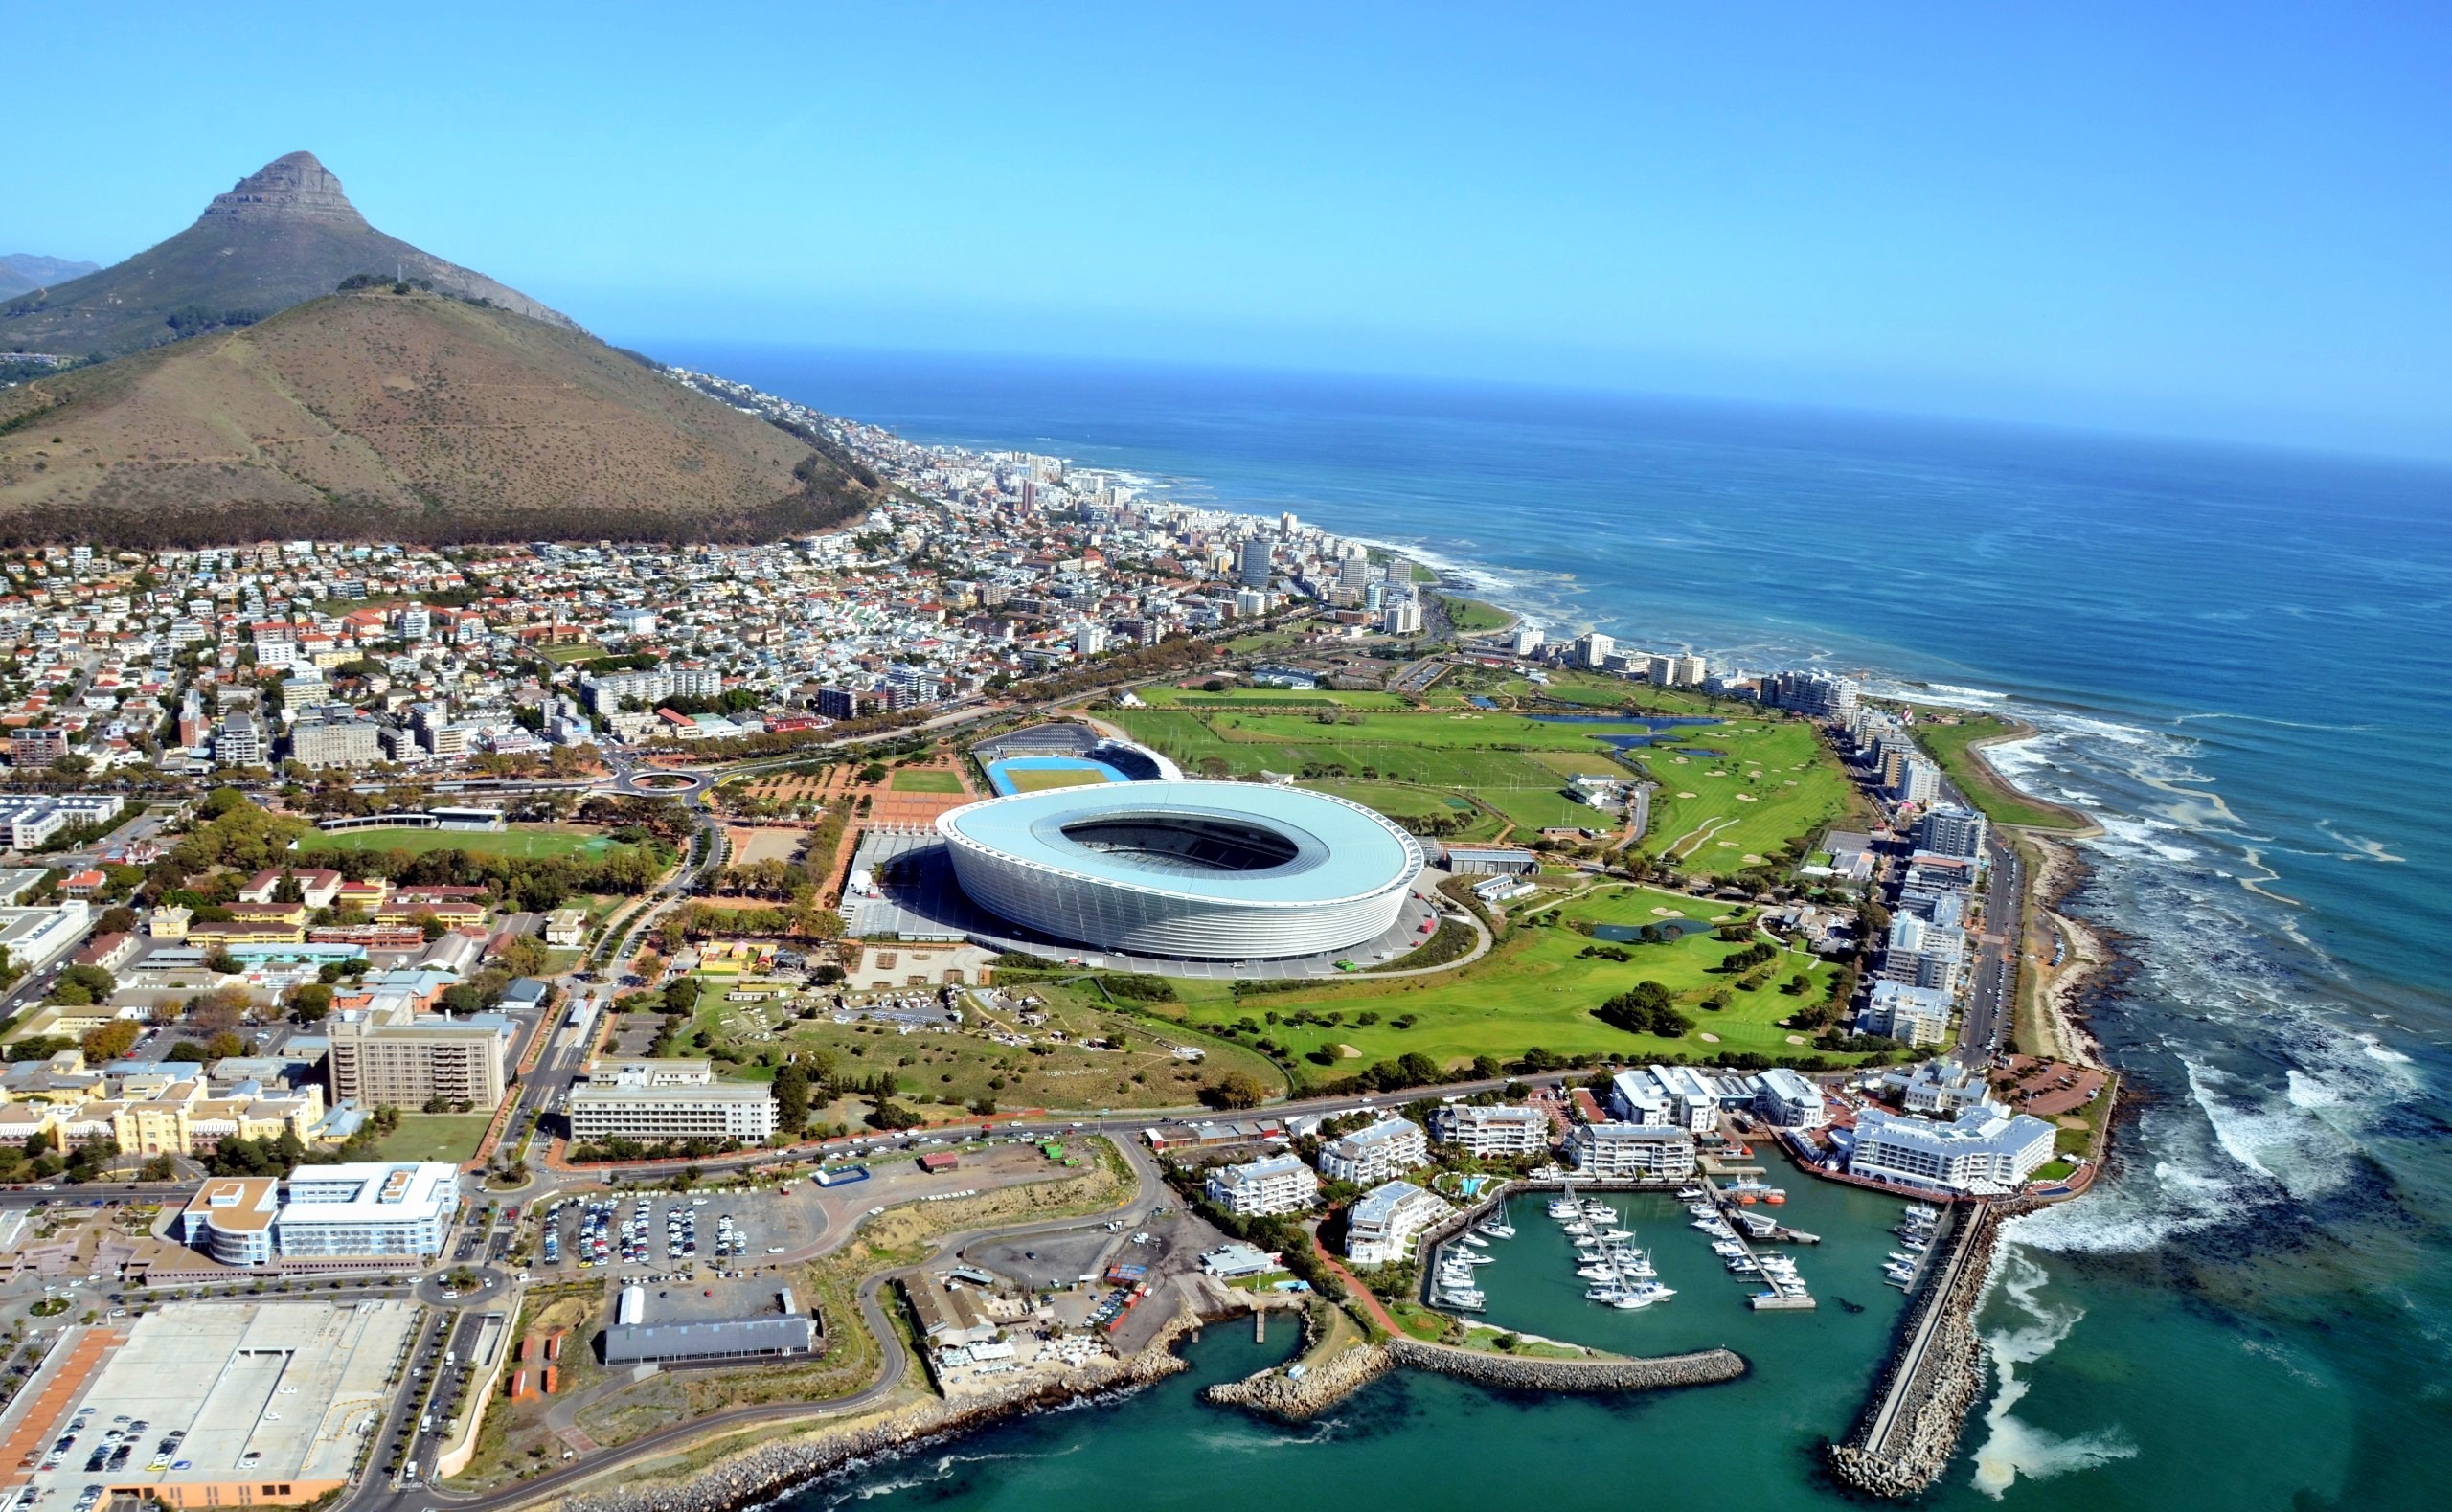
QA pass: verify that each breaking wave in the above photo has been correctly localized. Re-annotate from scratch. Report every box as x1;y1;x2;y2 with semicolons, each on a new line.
1969;1251;2137;1498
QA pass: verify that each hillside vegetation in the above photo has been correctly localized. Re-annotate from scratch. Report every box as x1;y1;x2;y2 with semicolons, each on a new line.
0;290;876;546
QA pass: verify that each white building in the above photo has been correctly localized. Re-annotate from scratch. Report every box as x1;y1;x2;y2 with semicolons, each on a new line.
1607;1069;1673;1126
1566;1123;1697;1180
1753;1067;1828;1129
568;1063;778;1142
1316;1116;1430;1185
273;1162;460;1258
1343;1180;1453;1266
1883;1059;1996;1117
0;900;93;974
1865;979;1956;1047
1206;1153;1319;1217
1428;1102;1549;1156
1917;804;1989;860
1848;1105;2056;1194
1646;1064;1722;1134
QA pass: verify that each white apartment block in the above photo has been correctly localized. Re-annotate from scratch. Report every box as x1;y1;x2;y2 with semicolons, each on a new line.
1566;1123;1697;1180
567;1078;779;1143
1206;1153;1320;1216
1848;1105;2056;1194
1316;1116;1430;1185
1343;1180;1453;1266
1752;1067;1828;1129
274;1161;460;1258
1428;1102;1549;1156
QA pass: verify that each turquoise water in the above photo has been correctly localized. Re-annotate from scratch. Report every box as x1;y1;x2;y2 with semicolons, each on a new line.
642;346;2452;1508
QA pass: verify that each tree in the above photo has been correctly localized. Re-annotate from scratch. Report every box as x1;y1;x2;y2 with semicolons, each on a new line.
772;1063;811;1135
287;982;333;1024
1202;1072;1267;1110
496;935;548;979
79;1020;140;1063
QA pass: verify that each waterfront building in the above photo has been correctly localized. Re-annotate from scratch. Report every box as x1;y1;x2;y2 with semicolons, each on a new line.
1647;1063;1723;1133
1847;1105;2055;1194
1608;1068;1673;1124
1886;754;1941;805
1428;1101;1549;1155
1206;1153;1319;1216
1574;631;1615;669
1316;1115;1430;1185
1753;1067;1828;1128
1343;1180;1453;1266
1882;1058;1996;1116
1566;1122;1697;1179
1917;803;1989;860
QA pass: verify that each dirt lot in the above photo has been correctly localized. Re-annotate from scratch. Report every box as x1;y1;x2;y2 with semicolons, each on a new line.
724;825;808;866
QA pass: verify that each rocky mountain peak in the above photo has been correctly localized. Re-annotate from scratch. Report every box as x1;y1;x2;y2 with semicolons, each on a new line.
199;150;366;225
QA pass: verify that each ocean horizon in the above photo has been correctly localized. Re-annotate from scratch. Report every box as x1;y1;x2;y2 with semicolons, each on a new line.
642;340;2452;1509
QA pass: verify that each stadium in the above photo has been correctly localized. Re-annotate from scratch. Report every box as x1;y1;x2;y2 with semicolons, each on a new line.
937;780;1425;960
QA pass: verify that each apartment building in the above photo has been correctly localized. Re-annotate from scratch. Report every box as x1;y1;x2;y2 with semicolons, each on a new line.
567;1061;777;1142
1205;1153;1320;1217
1316;1115;1430;1185
1343;1180;1453;1266
1565;1122;1697;1180
1427;1102;1549;1156
1848;1106;2056;1194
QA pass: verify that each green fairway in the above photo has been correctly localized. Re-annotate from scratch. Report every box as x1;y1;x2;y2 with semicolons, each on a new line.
301;824;624;859
887;768;965;793
1621;720;1864;875
368;1114;492;1163
1296;779;1500;838
1184;885;1845;1074
1905;711;2089;830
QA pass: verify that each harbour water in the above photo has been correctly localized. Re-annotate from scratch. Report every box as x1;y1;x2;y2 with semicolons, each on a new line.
647;343;2452;1508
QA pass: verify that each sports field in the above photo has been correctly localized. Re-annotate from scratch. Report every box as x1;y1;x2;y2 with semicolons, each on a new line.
1184;884;1844;1072
887;767;966;794
300;824;621;859
1005;766;1110;792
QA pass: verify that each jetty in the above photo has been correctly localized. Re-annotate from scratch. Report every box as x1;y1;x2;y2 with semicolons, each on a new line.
1828;1200;2021;1497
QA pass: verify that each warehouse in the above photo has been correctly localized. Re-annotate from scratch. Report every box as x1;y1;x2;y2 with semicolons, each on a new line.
599;1316;814;1366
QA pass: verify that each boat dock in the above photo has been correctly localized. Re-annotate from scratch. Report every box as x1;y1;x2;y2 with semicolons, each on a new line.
1695;1175;1816;1309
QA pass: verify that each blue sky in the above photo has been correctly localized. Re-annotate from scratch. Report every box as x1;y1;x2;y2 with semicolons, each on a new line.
13;2;2451;457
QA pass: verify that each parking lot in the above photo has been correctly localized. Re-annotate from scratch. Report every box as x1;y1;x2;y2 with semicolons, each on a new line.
534;1187;831;1283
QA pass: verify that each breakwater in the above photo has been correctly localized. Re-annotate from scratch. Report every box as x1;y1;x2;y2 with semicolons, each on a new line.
1826;1201;2023;1497
551;1321;1195;1512
1386;1337;1746;1391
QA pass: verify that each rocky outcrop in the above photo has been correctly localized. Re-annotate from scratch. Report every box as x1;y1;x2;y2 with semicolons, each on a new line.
201;150;366;225
1385;1338;1746;1392
1201;1340;1395;1419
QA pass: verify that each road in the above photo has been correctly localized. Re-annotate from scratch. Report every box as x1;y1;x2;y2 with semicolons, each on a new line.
1953;818;2027;1067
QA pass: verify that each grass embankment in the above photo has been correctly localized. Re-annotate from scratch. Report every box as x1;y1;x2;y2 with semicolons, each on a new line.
369;1114;493;1163
1184;884;1844;1072
1906;710;2090;831
299;823;628;859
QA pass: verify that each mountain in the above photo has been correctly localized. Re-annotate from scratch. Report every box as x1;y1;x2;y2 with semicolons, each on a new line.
0;151;577;359
0;287;879;548
0;255;101;301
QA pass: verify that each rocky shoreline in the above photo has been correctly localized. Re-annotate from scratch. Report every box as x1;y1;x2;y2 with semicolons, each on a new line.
550;1316;1199;1512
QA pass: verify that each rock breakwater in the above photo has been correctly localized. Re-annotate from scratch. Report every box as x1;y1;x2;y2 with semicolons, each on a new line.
1828;1202;2026;1497
1385;1338;1746;1392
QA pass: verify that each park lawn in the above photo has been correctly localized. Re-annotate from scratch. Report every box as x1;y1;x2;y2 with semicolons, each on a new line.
888;768;966;794
1433;595;1511;633
1298;779;1487;832
1187;886;1841;1075
1004;766;1111;793
369;1114;493;1163
1906;710;2089;831
300;824;624;859
1622;719;1863;877
702;989;1285;1110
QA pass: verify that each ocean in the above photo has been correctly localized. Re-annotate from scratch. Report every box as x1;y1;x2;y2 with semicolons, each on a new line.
647;343;2452;1508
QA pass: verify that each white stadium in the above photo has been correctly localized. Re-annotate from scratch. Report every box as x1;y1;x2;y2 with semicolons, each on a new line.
937;780;1425;960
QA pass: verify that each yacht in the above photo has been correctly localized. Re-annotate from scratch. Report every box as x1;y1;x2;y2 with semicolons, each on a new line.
1725;1256;1760;1275
1560;1219;1595;1237
1548;1190;1583;1221
1478;1219;1516;1240
1439;1287;1487;1311
1577;1263;1618;1281
1597;1226;1636;1242
1454;1250;1495;1266
1462;1231;1489;1248
1676;1186;1708;1201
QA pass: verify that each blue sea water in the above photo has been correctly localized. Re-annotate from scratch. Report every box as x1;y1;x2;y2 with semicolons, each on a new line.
650;343;2452;1507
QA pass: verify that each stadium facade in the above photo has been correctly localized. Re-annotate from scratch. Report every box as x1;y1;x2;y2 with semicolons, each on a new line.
937;780;1423;959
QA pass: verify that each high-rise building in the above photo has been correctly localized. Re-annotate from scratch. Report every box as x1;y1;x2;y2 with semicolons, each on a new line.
213;713;264;767
288;717;383;768
1918;804;1989;859
1381;598;1422;635
327;1004;511;1111
1075;621;1108;656
1574;631;1615;669
1238;537;1273;588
